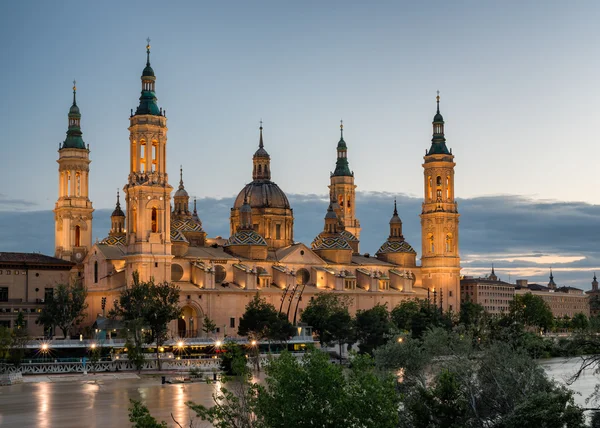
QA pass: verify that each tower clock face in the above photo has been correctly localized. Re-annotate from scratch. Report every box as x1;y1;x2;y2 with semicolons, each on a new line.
75;252;83;261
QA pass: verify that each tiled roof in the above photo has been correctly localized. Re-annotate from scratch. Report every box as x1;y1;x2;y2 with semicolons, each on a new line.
375;240;416;255
0;252;74;266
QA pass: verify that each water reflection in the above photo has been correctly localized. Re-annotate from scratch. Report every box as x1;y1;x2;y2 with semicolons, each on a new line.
1;360;595;427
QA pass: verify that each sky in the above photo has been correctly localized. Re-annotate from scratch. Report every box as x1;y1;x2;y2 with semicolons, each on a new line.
1;1;599;288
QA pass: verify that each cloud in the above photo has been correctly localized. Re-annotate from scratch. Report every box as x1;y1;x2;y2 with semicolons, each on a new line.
0;193;598;289
0;194;38;209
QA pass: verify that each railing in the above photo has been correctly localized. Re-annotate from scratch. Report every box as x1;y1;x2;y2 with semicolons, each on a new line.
0;352;304;375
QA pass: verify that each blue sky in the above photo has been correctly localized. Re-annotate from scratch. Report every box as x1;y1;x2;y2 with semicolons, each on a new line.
0;1;599;287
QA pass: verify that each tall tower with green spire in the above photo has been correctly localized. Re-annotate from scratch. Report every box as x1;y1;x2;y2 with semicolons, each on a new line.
54;81;94;263
420;93;460;312
123;40;173;284
329;120;361;244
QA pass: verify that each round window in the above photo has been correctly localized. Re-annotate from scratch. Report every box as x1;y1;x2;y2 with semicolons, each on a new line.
171;264;184;282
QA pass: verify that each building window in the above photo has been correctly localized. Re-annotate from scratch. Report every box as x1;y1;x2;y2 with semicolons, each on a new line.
0;320;9;328
275;224;281;240
94;261;98;283
75;225;81;247
151;208;158;233
0;287;7;302
44;288;54;303
230;318;235;329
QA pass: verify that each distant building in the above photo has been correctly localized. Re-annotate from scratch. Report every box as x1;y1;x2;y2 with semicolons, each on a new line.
0;252;74;336
585;274;600;317
514;271;590;318
460;267;515;315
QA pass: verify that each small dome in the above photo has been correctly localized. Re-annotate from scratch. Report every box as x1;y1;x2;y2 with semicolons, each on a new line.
390;214;402;225
433;112;444;122
240;201;252;213
69;104;80;116
234;181;290;210
339;230;358;242
111;206;125;217
254;147;270;158
174;187;189;198
142;65;155;77
325;208;337;219
225;230;267;247
311;234;352;251
375;240;416;255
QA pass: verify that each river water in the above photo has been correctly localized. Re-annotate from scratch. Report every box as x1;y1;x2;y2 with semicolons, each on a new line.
0;358;597;427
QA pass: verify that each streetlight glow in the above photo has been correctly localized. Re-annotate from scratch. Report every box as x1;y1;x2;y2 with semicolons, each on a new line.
215;340;222;347
251;340;257;346
177;341;184;348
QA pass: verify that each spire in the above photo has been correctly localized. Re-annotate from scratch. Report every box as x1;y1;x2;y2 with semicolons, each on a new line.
111;190;125;217
393;198;398;216
239;192;253;230
491;264;495;275
259;120;264;149
62;81;86;149
252;121;271;180
333;120;352;177
389;199;403;239
179;165;184;190
548;268;557;289
426;91;451;156
135;38;160;116
489;263;498;281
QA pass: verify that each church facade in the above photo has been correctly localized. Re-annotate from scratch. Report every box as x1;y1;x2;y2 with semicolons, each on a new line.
54;44;461;338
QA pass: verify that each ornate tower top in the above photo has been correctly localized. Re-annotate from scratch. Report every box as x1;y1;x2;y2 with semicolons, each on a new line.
252;121;271;180
548;268;557;289
426;91;451;157
593;273;598;291
333;120;352;177
135;39;161;116
112;190;125;217
62;81;86;150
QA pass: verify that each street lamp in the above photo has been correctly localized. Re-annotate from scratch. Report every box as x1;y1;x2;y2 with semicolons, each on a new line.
251;340;257;346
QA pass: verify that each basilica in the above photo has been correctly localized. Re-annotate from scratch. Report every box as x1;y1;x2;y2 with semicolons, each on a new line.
53;43;461;337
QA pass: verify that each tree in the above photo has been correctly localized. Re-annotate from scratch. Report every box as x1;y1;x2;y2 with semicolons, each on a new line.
128;399;167;428
111;272;181;370
354;303;392;354
36;282;88;339
202;315;217;338
326;307;354;362
144;280;181;370
391;299;421;331
510;293;554;332
300;292;353;345
255;350;399;428
458;300;485;328
0;327;11;373
391;299;452;339
570;312;589;331
238;293;294;360
10;311;29;367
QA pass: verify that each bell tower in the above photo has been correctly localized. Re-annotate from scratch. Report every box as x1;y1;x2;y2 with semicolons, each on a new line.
54;82;94;263
329;121;360;243
420;93;460;312
123;40;173;284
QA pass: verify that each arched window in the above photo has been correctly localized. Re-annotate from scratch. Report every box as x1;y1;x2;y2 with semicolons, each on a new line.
428;176;433;200
75;225;81;247
94;261;98;284
258;164;262;174
297;268;310;286
132;208;137;233
446;233;453;252
140;141;146;173
151;207;158;233
75;173;81;196
214;265;226;283
67;173;71;197
151;142;158;172
428;233;434;253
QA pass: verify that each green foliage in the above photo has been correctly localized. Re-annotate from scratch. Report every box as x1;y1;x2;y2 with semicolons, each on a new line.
202;315;217;337
570;312;588;331
391;298;452;339
125;338;145;373
458;300;485;328
0;326;11;373
354;303;392;354
510;292;554;331
256;349;399;428
111;272;181;370
36;282;88;338
128;399;167;428
219;342;248;376
388;329;585;428
300;292;353;347
238;293;295;348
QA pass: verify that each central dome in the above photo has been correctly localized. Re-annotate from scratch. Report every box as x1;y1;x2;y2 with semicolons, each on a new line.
234;181;290;210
